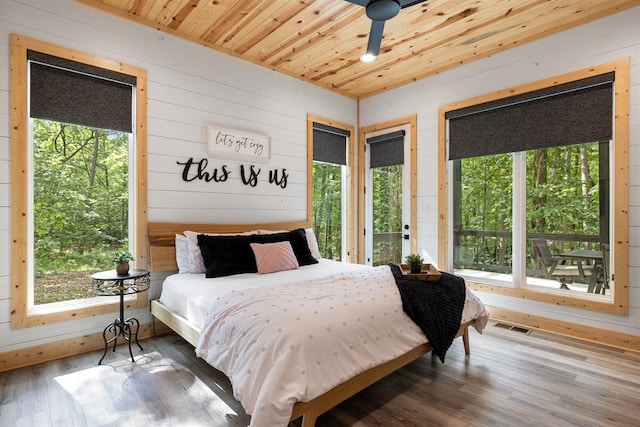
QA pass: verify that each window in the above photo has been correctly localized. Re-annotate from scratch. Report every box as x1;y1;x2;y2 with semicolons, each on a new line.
307;115;355;262
31;122;131;304
453;144;607;288
452;153;513;276
10;34;148;328
439;59;629;315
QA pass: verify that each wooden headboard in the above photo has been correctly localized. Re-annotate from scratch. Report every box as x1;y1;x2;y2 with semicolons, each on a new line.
148;220;312;272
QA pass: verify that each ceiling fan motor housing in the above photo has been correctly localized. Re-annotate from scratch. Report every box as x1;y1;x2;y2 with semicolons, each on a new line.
366;0;401;21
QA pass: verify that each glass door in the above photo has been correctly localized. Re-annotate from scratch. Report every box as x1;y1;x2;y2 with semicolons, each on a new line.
364;124;411;266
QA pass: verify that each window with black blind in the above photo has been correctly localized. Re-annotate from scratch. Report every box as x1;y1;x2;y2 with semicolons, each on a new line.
444;67;622;308
312;121;351;261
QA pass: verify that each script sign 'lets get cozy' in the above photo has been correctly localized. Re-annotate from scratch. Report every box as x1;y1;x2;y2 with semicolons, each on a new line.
207;126;270;160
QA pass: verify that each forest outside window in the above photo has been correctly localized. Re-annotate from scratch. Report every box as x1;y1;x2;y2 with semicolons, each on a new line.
453;143;608;292
439;59;629;315
10;35;148;328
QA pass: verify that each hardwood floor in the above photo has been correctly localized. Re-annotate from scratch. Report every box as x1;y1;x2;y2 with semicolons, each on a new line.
1;322;639;427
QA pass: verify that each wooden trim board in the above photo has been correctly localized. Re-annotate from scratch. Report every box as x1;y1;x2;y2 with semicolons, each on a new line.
0;322;163;373
487;306;640;353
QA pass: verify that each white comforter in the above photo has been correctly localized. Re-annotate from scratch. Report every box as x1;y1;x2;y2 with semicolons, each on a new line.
195;265;488;427
160;259;370;329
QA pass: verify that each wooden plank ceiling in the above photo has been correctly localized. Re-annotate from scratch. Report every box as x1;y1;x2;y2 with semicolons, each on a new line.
77;0;639;99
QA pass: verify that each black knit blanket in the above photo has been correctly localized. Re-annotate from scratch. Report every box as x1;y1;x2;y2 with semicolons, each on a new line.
389;264;466;362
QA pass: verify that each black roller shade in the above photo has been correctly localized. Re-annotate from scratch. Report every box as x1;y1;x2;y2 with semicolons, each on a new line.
367;130;405;168
313;122;350;165
447;72;614;160
28;50;135;133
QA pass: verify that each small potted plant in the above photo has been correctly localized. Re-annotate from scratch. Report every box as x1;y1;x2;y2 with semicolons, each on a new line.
405;253;424;274
112;250;135;276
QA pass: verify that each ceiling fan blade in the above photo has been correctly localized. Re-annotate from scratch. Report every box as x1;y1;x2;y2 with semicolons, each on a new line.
344;0;370;7
399;0;428;8
366;20;385;56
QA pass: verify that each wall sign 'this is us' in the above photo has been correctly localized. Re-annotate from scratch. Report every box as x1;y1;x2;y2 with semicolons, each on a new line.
207;125;270;160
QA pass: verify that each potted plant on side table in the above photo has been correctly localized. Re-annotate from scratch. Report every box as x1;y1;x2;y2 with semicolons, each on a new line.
405;253;424;274
112;250;135;276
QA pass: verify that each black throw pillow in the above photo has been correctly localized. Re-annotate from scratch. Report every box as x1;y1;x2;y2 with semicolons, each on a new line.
197;234;256;277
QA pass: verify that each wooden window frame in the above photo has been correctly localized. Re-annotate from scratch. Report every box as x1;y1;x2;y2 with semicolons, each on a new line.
10;34;148;328
438;59;629;315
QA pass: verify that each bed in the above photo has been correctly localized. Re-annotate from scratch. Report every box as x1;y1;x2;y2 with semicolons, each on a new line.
148;221;489;427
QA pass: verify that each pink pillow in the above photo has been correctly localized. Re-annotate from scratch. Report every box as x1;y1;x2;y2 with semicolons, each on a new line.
250;241;299;274
258;228;322;260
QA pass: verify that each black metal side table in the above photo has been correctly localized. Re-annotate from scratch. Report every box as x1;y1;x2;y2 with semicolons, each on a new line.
91;268;150;365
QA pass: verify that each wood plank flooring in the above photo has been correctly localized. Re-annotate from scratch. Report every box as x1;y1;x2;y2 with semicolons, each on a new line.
1;321;639;427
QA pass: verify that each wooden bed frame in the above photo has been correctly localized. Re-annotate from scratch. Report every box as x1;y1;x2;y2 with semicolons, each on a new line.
149;221;476;427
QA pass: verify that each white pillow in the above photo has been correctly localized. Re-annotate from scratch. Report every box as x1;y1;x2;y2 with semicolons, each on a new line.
183;230;256;274
175;234;190;274
304;228;322;260
256;229;286;234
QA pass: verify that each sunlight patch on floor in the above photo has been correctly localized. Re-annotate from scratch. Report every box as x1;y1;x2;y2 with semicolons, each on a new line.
54;351;238;426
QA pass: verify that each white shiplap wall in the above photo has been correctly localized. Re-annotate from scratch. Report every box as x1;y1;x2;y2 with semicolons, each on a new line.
360;7;640;338
0;0;356;352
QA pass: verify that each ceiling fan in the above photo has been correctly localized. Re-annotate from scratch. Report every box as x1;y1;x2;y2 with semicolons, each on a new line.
346;0;428;62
